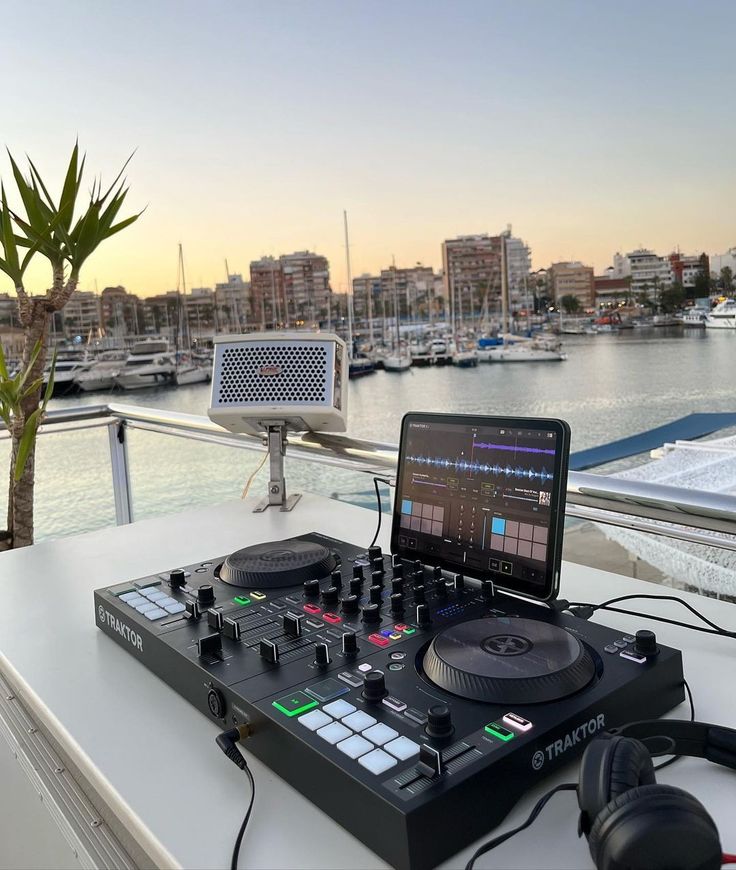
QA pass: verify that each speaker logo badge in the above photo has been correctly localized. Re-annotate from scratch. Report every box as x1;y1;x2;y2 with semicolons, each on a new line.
259;364;282;377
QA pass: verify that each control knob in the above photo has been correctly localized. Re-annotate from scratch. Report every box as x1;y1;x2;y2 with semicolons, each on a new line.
362;670;388;703
303;578;320;597
341;594;360;615
330;570;343;590
371;569;385;585
633;629;659;658
481;579;495;603
392;563;404;580
198;584;215;606
314;642;331;667
362;603;381;623
391;577;404;595
390;592;405;614
434;577;448;598
352;565;365;580
416;603;431;627
349;577;363;596
322;586;339;607
369;584;383;605
342;632;359;656
169;568;186;589
425;703;454;739
413;585;426;605
368;545;382;561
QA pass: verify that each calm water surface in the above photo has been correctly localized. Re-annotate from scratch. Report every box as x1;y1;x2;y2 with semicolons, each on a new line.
3;328;733;542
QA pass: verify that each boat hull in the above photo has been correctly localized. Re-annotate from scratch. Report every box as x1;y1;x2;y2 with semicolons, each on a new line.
383;356;412;372
114;371;176;390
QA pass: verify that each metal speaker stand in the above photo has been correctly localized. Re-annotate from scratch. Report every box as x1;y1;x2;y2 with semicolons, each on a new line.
253;422;302;513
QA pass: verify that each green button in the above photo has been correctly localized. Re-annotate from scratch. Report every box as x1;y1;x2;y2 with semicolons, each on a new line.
233;596;251;606
403;627;416;635
272;692;318;718
485;722;515;742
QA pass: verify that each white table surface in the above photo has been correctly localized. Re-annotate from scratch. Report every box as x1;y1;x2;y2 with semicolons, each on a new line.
1;493;735;870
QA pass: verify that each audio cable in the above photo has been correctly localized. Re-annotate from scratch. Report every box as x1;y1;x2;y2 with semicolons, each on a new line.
369;476;393;549
215;724;256;870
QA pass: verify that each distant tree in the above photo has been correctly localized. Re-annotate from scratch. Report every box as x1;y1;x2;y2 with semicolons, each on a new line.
719;266;733;294
559;294;581;315
660;282;685;313
692;268;711;300
636;283;651;307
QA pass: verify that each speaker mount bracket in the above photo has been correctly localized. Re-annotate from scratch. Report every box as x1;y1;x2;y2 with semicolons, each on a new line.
253;422;302;513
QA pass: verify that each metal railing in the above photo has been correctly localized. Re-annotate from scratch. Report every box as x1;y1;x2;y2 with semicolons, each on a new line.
2;402;736;552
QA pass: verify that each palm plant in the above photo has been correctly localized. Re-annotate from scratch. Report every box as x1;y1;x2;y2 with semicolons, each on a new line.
0;143;141;548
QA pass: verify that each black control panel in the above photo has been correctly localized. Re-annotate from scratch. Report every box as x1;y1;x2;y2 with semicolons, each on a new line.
94;533;684;870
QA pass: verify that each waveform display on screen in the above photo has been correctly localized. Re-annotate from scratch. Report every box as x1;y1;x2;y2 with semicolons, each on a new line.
474;441;556;456
406;454;554;482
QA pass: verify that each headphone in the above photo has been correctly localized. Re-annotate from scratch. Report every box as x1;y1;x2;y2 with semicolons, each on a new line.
577;719;736;870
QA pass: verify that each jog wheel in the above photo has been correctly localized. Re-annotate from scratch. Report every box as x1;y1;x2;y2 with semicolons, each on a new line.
218;539;337;589
422;617;596;704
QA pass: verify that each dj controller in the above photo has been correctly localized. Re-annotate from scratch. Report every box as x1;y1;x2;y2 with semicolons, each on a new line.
94;533;685;870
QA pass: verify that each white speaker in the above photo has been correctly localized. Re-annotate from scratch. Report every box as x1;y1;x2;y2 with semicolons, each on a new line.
208;332;348;436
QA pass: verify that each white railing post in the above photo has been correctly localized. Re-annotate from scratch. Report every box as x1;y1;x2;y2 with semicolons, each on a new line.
107;420;133;525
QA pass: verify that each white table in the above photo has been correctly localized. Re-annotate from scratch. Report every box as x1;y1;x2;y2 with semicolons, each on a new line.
1;494;734;870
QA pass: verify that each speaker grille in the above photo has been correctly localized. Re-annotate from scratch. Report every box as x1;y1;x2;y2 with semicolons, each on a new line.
216;342;330;405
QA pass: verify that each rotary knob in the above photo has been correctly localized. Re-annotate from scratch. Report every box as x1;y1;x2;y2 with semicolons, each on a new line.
341;594;359;615
303;578;320;597
198;584;215;606
362;603;381;622
371;569;385;585
362;670;388;703
342;632;359;657
314;642;331;667
425;703;454;739
169;568;186;588
414;585;426;605
369;584;383;605
434;577;448;597
349;577;363;596
390;592;404;614
330;570;343;590
368;545;382;561
391;577;404;595
634;629;659;658
481;579;495;603
322;586;339;607
392;563;404;580
352;565;365;580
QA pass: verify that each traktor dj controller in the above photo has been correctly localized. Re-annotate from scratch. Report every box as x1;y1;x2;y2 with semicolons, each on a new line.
94;414;685;869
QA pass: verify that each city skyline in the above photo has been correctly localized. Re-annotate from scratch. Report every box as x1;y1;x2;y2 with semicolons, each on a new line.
6;1;736;298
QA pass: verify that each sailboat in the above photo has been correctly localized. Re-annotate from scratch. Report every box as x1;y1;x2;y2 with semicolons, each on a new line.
484;235;566;363
174;244;211;386
384;263;411;372
344;211;376;378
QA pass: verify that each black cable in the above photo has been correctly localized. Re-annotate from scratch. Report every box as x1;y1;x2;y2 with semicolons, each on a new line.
369;476;392;549
652;677;695;772
567;594;736;640
464;782;578;870
231;764;256;870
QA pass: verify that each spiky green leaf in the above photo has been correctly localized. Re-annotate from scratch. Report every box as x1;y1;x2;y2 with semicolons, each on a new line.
41;349;56;407
14;407;41;481
0;185;21;282
0;341;8;380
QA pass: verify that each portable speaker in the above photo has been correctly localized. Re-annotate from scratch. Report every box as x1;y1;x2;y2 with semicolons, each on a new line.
208;332;348;436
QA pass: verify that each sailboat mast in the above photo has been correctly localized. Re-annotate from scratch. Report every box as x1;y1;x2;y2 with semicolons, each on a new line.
501;234;509;336
393;260;400;352
343;210;354;358
179;243;191;350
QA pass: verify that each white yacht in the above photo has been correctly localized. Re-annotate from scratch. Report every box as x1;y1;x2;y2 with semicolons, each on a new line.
681;308;708;328
705;299;736;329
175;356;211;386
383;354;412;372
74;350;128;392
113;339;177;390
485;336;567;363
43;351;94;396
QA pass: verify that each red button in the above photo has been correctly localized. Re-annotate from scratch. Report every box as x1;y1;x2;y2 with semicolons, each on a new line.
303;604;321;614
394;623;408;631
368;633;390;647
322;612;342;624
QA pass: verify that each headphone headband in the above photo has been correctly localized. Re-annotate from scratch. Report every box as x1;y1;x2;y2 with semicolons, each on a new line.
611;719;736;770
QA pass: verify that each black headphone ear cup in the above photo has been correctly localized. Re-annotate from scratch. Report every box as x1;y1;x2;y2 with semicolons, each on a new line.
588;783;721;870
578;736;655;833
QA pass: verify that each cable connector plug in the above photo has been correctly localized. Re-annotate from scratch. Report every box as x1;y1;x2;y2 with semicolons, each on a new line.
216;724;251;770
547;598;570;612
569;604;594;620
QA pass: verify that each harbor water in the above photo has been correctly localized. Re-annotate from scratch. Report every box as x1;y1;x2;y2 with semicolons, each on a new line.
2;327;733;544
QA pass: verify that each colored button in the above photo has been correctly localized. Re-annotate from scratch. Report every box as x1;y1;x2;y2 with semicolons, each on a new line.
135;602;158;613
388;632;402;641
368;633;390;647
337;671;363;688
144;607;167;620
380;629;394;638
233;596;251;606
305;678;349;702
303;603;321;614
322;612;342;624
485;722;515;742
363;723;399;746
394;623;408;631
502;712;533;732
337;734;373;759
402;627;416;635
298;709;333;731
251;591;267;600
342;711;377;732
358;663;372;673
124;595;146;608
316;722;352;745
323;700;356;719
164;602;186;614
272;692;318;718
382;695;407;713
384;736;420;761
142;588;166;600
157;596;177;607
359;749;397;775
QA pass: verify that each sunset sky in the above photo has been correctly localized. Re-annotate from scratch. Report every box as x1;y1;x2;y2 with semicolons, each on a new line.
6;0;735;297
